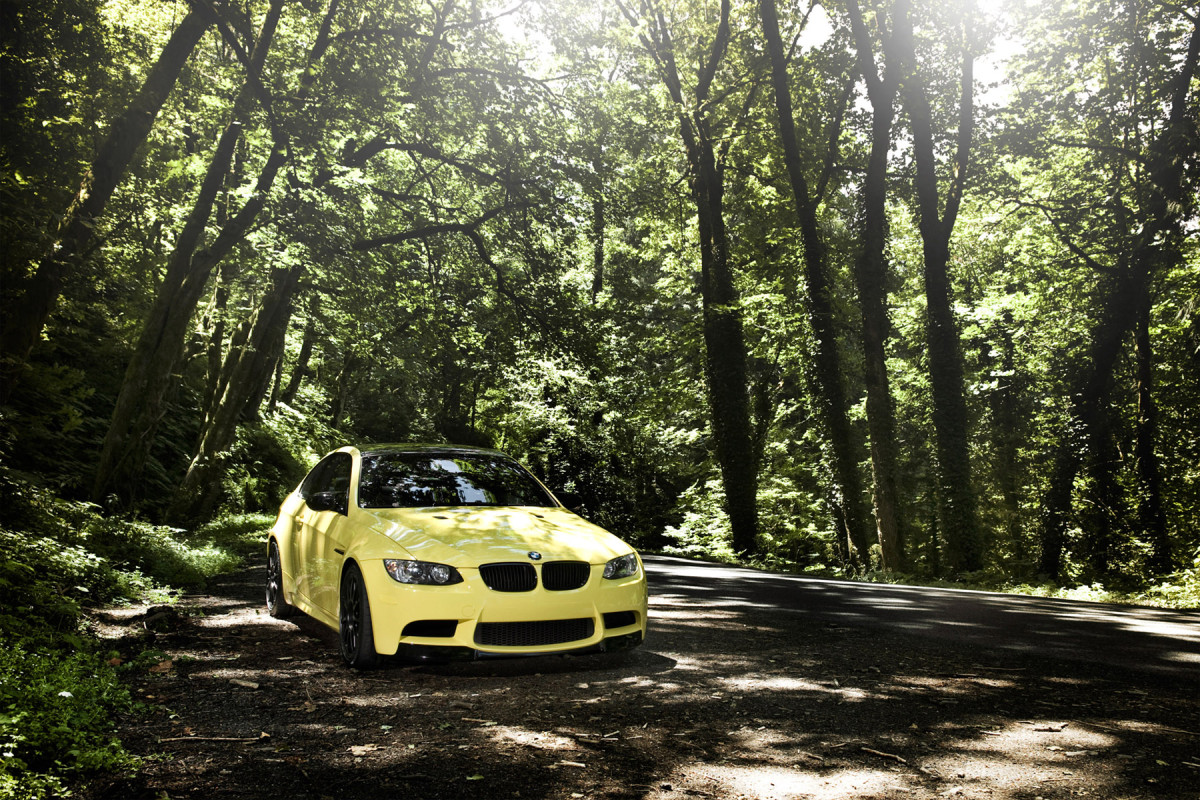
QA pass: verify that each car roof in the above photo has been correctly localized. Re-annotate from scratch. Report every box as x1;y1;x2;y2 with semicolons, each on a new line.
358;443;510;459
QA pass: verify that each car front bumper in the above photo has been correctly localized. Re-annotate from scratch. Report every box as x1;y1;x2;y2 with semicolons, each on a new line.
359;560;649;658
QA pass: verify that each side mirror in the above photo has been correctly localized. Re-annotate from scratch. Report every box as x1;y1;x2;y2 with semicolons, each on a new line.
306;490;348;515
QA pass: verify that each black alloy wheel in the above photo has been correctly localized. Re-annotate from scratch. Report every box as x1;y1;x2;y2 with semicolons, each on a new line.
266;541;294;619
339;563;379;669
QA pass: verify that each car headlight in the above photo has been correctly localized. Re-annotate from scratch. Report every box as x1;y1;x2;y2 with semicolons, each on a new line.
603;553;639;580
383;559;463;585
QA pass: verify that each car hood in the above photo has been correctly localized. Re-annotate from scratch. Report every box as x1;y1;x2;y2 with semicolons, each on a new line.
358;506;633;567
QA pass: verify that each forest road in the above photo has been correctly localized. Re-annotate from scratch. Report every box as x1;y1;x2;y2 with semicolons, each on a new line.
104;554;1200;800
644;555;1200;680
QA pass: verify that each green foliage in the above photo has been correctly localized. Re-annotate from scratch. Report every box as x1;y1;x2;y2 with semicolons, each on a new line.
0;644;136;799
662;477;736;562
1138;549;1200;609
0;463;272;796
84;517;240;589
214;423;309;517
0;527;124;643
662;471;838;572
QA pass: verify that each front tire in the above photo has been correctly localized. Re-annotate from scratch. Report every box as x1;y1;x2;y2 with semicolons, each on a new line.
266;540;295;619
339;563;378;669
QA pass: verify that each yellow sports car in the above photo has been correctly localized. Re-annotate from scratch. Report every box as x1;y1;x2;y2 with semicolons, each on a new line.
266;444;648;668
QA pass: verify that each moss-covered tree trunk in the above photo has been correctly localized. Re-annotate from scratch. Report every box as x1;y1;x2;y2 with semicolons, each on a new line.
92;0;288;507
845;0;907;570
170;264;302;522
894;0;983;573
0;7;212;394
619;0;758;555
760;0;871;567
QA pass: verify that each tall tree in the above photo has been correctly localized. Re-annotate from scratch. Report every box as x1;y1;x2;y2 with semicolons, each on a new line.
843;0;907;569
92;0;289;506
892;0;984;572
616;0;760;556
0;2;212;395
171;262;303;521
759;0;873;566
1036;7;1199;578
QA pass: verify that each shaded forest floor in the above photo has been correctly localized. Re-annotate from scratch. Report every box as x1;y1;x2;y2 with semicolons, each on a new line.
88;560;1199;800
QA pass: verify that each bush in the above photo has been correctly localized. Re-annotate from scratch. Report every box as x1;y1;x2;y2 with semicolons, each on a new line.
84;516;240;589
0;466;274;796
215;422;309;516
0;643;136;799
1139;547;1200;608
0;528;124;647
662;478;737;562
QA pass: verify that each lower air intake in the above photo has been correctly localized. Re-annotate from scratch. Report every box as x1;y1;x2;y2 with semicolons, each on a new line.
474;618;595;647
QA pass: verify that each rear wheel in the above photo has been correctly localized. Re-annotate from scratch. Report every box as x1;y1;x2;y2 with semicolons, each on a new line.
339;563;378;669
265;541;295;619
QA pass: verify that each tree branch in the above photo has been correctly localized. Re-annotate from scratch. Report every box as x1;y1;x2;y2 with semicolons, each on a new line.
351;202;533;250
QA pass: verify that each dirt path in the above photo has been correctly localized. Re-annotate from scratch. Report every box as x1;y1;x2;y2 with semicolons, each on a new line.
92;558;1199;799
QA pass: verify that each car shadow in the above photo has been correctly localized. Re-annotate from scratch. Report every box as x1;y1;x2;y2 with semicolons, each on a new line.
406;647;677;678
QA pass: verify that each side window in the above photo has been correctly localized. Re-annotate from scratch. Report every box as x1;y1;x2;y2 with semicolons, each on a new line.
300;453;352;499
327;453;352;497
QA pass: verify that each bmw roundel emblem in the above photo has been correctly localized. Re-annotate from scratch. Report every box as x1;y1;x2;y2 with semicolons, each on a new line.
528;551;542;561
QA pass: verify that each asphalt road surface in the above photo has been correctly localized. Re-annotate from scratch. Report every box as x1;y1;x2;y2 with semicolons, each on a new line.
643;555;1200;680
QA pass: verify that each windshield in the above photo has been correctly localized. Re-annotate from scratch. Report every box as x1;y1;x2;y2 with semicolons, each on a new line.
357;452;557;509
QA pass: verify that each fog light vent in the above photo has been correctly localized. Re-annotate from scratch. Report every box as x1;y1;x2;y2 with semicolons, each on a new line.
602;611;637;630
402;619;458;638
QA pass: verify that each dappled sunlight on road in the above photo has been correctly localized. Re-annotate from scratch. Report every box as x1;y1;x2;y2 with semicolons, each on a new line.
665;762;918;799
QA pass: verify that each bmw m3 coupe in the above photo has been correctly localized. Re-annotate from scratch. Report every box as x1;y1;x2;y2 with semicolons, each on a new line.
266;444;648;668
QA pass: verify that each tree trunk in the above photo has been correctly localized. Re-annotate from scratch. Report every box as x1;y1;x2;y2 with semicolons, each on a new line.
894;0;983;573
330;351;361;431
844;0;907;570
591;194;605;304
169;264;302;522
0;7;212;382
760;0;871;567
1085;396;1118;579
693;127;759;557
992;298;1023;565
1134;268;1170;575
618;0;758;555
92;0;287;507
1038;267;1136;577
202;266;232;422
281;315;316;405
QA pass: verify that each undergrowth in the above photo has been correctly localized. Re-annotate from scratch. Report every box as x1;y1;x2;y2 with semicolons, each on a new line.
0;467;271;799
